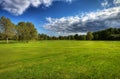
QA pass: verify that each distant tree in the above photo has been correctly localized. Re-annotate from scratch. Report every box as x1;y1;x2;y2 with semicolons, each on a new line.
93;33;99;40
17;22;38;42
51;36;58;40
38;33;48;40
26;22;38;40
93;28;120;40
0;16;15;43
0;33;4;40
59;36;64;40
74;34;79;40
86;32;93;40
69;35;74;40
79;35;86;40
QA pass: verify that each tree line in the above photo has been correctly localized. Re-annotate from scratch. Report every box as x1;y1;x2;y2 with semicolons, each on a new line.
38;28;120;40
0;16;120;43
0;16;38;43
38;33;91;40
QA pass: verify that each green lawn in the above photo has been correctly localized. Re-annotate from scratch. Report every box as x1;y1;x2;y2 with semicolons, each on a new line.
0;41;120;79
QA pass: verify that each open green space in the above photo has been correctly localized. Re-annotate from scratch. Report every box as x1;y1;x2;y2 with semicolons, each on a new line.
0;41;120;79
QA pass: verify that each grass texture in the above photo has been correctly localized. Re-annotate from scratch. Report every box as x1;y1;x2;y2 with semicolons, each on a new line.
0;41;120;79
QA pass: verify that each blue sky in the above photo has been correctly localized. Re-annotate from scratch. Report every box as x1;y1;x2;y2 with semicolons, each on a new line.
0;0;120;36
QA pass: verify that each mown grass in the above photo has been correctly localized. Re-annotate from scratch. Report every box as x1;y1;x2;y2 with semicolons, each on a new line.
0;41;120;79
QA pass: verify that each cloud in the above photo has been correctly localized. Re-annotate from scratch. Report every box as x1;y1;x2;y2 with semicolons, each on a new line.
114;0;120;6
101;0;109;8
101;0;120;9
44;6;120;33
0;0;72;15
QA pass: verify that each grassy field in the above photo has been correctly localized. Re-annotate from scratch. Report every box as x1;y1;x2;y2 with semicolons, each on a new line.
0;41;120;79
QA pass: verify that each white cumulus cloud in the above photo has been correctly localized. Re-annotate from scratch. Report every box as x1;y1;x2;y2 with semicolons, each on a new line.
0;0;72;15
44;6;120;33
43;0;120;34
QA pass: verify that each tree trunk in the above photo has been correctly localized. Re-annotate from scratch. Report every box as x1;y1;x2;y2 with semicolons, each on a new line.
6;37;8;44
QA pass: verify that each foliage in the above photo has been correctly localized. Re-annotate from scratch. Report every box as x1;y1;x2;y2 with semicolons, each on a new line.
86;32;94;40
37;28;120;40
0;16;15;43
0;16;38;42
93;28;120;40
17;22;38;42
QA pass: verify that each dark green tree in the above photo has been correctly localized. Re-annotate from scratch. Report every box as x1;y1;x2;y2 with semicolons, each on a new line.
74;34;79;40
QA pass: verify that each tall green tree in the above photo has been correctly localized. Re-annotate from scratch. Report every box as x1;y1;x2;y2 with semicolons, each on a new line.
0;16;15;43
86;32;93;40
26;22;38;40
17;22;38;42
